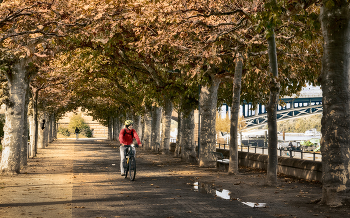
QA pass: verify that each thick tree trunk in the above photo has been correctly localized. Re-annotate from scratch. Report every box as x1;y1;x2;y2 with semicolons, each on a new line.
37;113;46;149
20;87;30;168
32;88;39;156
29;114;35;158
43;112;49;147
113;117;119;140
199;76;221;167
266;29;280;186
134;115;142;142
151;106;161;151
0;59;30;174
108;117;113;140
229;55;243;174
52;113;57;140
143;109;152;150
175;110;182;157
48;114;53;143
320;3;350;207
181;110;195;162
141;116;145;142
161;97;172;154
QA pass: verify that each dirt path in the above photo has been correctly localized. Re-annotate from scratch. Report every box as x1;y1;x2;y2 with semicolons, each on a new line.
0;139;349;218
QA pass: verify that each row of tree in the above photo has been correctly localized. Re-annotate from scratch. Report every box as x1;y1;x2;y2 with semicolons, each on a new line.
0;0;349;206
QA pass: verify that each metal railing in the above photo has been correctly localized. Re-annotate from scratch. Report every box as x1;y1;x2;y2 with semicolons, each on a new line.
239;144;321;162
215;143;321;162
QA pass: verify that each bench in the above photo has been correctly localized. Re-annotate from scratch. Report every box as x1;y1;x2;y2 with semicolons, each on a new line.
212;152;230;171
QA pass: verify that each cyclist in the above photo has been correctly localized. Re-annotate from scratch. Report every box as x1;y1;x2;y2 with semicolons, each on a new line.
119;120;142;176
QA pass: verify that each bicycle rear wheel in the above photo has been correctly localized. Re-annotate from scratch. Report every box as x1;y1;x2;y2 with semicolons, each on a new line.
129;157;136;181
124;158;129;178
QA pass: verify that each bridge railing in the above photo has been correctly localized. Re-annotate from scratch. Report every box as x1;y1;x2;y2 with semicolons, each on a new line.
171;140;321;162
215;143;322;162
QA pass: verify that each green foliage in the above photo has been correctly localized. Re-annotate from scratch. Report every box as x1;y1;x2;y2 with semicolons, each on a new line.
68;114;92;138
300;140;315;147
58;127;71;138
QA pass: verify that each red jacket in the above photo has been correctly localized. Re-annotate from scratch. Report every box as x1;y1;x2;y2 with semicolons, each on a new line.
119;128;141;145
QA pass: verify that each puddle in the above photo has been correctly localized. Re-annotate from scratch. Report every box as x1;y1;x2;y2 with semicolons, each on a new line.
191;182;266;208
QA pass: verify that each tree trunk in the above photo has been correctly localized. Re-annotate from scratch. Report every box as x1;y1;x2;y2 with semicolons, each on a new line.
151;106;161;151
161;97;172;154
32;88;39;156
141;116;145;142
0;59;30;174
48;113;53;143
38;113;45;149
182;110;195;162
143;109;152;150
199;76;221;167
52;113;57;140
108;117;113;140
29;114;35;158
43;112;49;147
320;3;350;207
20;86;30;168
175;110;182;157
113;117;119;140
229;55;243;174
266;29;280;186
134;115;142;142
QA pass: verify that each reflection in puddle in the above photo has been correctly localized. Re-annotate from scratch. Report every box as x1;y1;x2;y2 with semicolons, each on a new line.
191;182;266;208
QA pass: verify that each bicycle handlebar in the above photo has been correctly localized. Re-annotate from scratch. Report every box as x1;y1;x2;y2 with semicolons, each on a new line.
123;144;139;148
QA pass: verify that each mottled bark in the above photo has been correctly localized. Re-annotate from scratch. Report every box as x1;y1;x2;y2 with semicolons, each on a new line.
320;2;350;207
52;114;57;140
181;110;195;162
151;106;161;151
113;117;119;140
29;114;35;158
47;114;52;143
32;88;39;156
134;115;142;142
108;117;113;140
143;109;152;150
43;112;49;147
0;59;30;174
174;111;182;157
199;76;221;167
20;87;30;168
161;97;172;154
266;29;280;186
229;56;243;174
38;113;46;149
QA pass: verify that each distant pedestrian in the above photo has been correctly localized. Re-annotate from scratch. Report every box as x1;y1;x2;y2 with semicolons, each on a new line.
75;127;80;140
288;141;294;151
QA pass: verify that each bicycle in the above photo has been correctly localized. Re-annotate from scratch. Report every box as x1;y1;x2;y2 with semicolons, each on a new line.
123;144;137;181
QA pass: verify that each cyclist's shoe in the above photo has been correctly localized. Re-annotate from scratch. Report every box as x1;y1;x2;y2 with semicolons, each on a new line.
121;174;125;176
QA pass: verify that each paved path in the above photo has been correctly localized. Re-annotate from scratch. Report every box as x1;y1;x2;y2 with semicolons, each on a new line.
0;139;274;218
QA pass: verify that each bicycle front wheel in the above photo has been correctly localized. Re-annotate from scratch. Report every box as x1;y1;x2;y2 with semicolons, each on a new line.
129;157;136;181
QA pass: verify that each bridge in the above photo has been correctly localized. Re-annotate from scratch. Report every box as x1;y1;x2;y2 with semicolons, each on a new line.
242;96;323;129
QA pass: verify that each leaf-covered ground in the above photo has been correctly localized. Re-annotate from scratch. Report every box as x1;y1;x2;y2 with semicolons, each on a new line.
0;139;349;218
